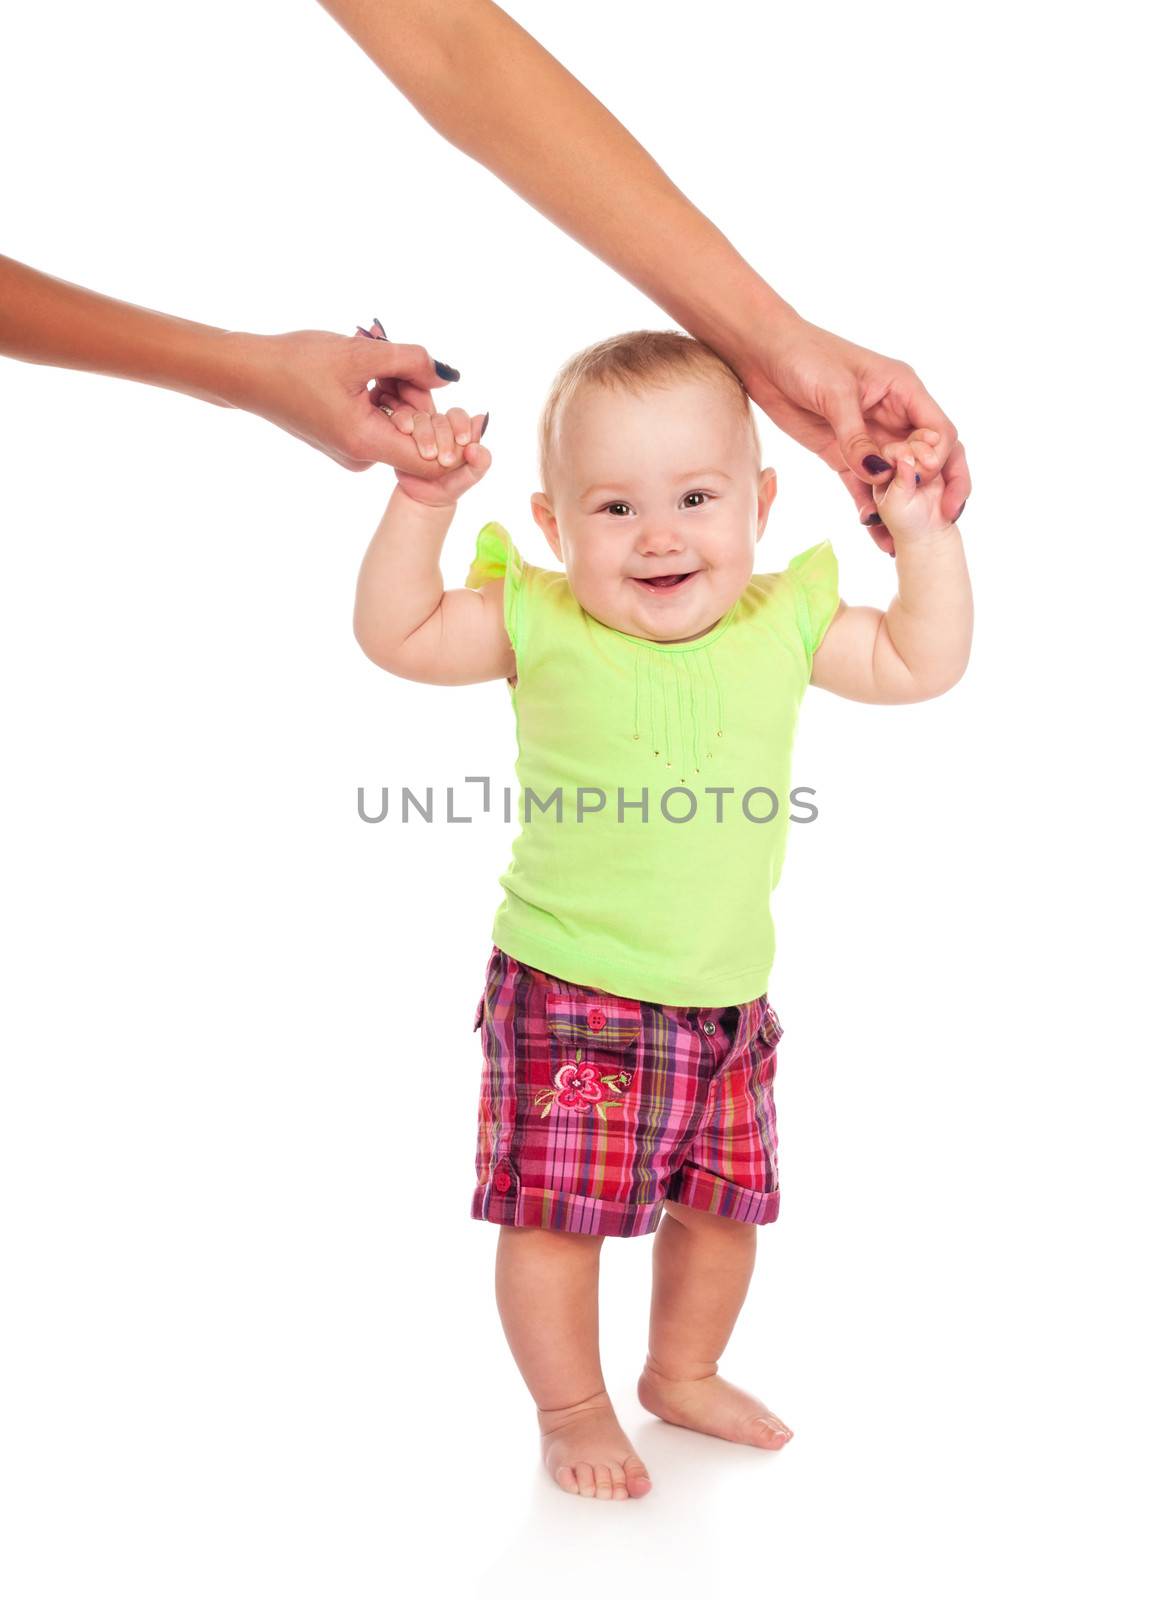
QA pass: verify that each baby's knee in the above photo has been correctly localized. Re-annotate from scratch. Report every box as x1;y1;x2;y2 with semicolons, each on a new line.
662;1199;757;1237
500;1222;605;1253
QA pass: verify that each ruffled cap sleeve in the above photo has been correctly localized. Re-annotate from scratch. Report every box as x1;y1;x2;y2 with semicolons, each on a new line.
786;539;840;667
464;520;525;659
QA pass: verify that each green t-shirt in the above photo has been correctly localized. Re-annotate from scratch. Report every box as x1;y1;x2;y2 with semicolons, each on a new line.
464;523;839;1005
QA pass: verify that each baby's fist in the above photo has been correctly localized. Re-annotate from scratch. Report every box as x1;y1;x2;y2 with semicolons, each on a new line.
872;430;952;545
395;410;491;508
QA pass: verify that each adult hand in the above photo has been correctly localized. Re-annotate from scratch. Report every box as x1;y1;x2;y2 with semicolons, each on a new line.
223;322;473;475
0;255;478;481
743;316;971;557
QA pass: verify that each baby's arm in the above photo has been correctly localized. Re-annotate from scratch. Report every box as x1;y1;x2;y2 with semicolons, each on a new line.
809;432;973;704
353;410;515;686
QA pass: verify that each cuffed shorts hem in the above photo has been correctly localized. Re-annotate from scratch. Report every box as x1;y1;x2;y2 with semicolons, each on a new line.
471;1167;779;1236
665;1165;780;1225
472;1181;663;1237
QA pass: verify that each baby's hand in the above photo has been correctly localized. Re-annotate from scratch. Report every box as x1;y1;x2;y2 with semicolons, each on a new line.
871;430;953;549
393;408;491;508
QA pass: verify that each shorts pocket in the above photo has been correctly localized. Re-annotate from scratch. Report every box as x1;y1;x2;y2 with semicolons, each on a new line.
544;992;643;1051
757;1003;784;1050
473;994;485;1032
540;991;643;1121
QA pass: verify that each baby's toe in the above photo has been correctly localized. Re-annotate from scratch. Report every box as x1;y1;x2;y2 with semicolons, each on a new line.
555;1464;580;1494
593;1465;614;1500
625;1455;653;1496
575;1463;597;1498
751;1414;794;1450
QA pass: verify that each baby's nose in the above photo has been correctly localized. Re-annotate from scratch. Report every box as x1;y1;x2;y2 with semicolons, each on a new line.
636;522;684;552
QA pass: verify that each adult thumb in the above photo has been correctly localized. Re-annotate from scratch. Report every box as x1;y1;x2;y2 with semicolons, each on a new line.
821;390;893;484
353;337;454;390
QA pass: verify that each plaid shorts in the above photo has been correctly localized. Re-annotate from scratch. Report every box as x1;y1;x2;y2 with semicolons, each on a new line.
471;944;785;1237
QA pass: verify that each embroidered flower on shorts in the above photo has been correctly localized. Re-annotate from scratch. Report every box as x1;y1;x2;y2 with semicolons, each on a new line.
553;1062;605;1108
532;1047;635;1122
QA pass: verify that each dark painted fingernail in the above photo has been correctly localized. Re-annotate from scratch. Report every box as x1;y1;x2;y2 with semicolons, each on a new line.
371;317;387;339
480;412;489;439
862;454;893;475
914;472;921;485
434;360;460;382
356;326;373;338
863;513;884;526
954;500;967;520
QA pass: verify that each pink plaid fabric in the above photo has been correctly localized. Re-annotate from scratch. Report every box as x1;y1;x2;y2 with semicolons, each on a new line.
471;945;784;1236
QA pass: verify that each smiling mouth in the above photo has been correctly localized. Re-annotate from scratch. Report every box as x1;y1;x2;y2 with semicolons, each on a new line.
634;571;698;592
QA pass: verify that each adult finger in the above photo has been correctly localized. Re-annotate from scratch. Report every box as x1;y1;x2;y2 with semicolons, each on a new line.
367;324;461;389
350;337;453;391
839;464;877;522
819;385;896;490
394;379;439;414
938;437;971;524
362;326;435;416
371;376;438;417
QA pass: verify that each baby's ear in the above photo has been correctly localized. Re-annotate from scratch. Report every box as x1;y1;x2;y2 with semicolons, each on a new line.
530;492;562;560
756;467;778;537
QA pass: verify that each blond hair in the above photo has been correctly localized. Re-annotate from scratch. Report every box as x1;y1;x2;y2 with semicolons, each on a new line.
537;329;759;494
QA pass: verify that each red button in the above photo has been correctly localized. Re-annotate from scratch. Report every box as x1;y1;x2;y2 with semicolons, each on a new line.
587;1008;607;1032
493;1167;512;1193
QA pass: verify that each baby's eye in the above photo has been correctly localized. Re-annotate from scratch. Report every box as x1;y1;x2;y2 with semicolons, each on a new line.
681;492;710;508
602;502;633;517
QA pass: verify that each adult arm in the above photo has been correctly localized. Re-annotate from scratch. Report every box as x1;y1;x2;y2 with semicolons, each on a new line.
319;0;970;536
0;254;464;475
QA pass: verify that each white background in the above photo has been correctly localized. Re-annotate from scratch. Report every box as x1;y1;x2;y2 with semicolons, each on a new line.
1;2;1164;1595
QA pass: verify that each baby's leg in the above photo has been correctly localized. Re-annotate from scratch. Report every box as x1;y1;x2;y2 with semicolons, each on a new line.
495;1225;653;1500
637;1201;793;1449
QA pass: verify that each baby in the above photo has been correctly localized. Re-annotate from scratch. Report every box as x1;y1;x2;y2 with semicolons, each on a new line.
353;331;973;1501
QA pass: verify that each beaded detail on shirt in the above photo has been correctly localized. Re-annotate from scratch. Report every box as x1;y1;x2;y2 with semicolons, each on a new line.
631;647;724;782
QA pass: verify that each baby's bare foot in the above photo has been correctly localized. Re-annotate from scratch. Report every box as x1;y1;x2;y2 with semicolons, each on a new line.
538;1390;653;1500
637;1359;793;1451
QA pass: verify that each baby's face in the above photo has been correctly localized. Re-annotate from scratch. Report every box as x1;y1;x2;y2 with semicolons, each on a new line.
532;379;776;644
